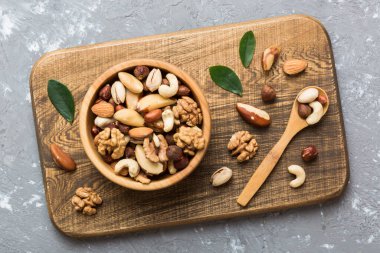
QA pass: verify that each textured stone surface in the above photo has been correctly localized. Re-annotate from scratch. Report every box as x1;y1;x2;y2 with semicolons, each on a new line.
0;0;379;252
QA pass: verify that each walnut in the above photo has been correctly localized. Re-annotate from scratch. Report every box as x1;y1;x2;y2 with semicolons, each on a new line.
173;96;202;127
143;137;159;162
157;134;168;162
71;187;102;216
228;131;259;162
173;126;205;156
94;127;128;160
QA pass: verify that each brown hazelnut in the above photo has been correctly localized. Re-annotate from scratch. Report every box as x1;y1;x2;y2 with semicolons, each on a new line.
317;95;327;106
177;85;191;96
165;134;175;145
98;84;111;100
91;125;101;137
125;146;135;158
174;156;189;170
301;145;318;162
102;155;114;164
261;84;276;102
115;104;125;112
118;123;129;134
133;65;150;80
298;104;312;119
166;145;184;161
162;78;170;85
106;122;118;130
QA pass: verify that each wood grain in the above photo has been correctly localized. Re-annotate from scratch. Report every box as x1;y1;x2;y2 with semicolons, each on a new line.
29;14;349;237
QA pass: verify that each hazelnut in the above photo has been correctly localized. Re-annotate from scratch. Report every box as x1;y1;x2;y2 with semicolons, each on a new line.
98;84;112;100
166;145;184;161
125;146;135;158
261;84;276;102
165;134;175;145
102;155;114;164
317;95;327;106
115;105;125;112
298;104;312;119
301;145;318;162
162;78;169;85
91;125;101;137
106;122;119;130
118;123;129;135
174;156;189;170
177;85;191;96
133;66;150;80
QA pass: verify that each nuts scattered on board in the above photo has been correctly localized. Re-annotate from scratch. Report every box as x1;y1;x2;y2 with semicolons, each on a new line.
301;145;318;162
71;187;102;215
236;103;271;127
262;46;281;71
228;131;259;162
50;143;77;171
261;84;276;103
287;165;306;188
298;103;312;119
89;65;205;184
283;59;308;75
210;167;232;187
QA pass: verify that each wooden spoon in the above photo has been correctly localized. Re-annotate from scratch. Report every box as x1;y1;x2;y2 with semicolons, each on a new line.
237;86;329;207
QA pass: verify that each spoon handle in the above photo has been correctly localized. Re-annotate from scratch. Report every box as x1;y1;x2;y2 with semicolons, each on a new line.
237;128;297;207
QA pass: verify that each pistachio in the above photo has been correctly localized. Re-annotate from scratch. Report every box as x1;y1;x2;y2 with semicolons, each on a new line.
210;167;232;187
111;81;126;104
146;68;162;92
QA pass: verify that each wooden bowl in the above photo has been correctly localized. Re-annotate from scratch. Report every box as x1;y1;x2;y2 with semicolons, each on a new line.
79;59;211;191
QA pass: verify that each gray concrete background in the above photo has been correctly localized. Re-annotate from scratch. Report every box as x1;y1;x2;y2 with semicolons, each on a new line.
0;0;379;252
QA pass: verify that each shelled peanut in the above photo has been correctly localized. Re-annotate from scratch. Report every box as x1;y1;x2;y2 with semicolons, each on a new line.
90;66;205;184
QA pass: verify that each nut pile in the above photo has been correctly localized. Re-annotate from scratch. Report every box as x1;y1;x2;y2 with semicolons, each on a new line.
90;66;205;183
297;87;327;125
71;187;102;215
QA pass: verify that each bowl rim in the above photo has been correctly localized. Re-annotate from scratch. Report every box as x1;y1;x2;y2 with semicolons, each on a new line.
79;59;211;191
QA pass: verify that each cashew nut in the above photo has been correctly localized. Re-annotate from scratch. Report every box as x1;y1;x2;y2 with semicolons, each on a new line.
94;116;115;128
158;73;179;98
146;68;162;92
115;159;140;178
162;108;174;132
306;101;323;125
288;165;306;188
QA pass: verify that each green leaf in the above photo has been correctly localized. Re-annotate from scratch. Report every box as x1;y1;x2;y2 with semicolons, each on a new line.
239;31;255;68
209;66;243;96
48;79;75;124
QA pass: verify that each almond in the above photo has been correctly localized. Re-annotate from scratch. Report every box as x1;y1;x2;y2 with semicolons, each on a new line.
283;59;308;75
50;144;77;171
91;101;114;118
262;46;281;71
236;103;271;127
129;127;153;140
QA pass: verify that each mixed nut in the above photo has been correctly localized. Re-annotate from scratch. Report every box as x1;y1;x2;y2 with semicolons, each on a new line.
297;87;327;125
90;66;205;184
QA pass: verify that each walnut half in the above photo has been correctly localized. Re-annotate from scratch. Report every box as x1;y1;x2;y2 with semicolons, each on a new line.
173;126;205;156
228;131;258;162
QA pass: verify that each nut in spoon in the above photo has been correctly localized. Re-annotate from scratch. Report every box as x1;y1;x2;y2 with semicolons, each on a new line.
237;86;329;207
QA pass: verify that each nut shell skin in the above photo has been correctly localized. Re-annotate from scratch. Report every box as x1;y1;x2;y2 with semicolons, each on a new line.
301;145;318;162
50;144;77;171
173;156;189;170
236;103;271;127
144;109;162;123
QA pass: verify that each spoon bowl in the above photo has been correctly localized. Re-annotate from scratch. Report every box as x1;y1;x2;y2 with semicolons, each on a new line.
237;86;329;207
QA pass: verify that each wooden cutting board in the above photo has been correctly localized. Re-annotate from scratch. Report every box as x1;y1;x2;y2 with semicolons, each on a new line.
30;14;349;237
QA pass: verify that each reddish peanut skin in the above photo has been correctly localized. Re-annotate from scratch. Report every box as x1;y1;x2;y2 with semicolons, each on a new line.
115;105;125;112
144;109;162;123
236;104;271;127
50;144;77;171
